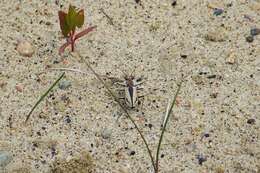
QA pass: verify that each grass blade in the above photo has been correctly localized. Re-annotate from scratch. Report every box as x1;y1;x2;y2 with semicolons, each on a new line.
155;80;183;172
25;72;65;123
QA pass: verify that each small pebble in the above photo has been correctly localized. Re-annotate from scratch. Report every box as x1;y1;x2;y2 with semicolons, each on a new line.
58;80;71;90
172;0;177;6
0;151;12;168
180;54;187;59
101;128;112;139
51;147;57;157
250;27;260;36
213;8;224;16
226;51;236;64
46;21;51;26
196;154;207;165
247;118;255;125
17;40;35;57
207;74;216;79
0;81;7;88
210;93;218;98
205;28;227;42
15;84;23;92
249;2;260;12
129;150;136;156
65;116;71;123
246;35;254;43
204;133;210;138
226;3;232;7
215;167;225;173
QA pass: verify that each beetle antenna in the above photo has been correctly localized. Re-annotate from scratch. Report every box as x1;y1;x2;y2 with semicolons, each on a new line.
130;68;136;77
117;69;127;78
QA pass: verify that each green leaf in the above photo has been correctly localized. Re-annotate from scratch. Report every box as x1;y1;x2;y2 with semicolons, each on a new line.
58;5;85;37
66;5;77;32
58;11;70;37
75;9;84;28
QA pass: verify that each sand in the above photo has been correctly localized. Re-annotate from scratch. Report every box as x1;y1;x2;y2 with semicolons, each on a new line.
0;0;259;172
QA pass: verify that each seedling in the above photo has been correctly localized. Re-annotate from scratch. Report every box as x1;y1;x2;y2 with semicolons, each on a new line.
58;5;96;54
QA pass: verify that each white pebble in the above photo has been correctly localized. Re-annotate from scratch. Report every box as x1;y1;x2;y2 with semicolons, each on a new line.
17;40;34;57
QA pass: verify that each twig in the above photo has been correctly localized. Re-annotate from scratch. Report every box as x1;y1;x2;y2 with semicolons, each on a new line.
25;72;65;123
49;68;90;75
100;8;114;25
73;52;156;172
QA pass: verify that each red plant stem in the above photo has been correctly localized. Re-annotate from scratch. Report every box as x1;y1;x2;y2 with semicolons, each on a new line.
59;41;71;55
59;26;96;54
70;31;75;52
74;26;97;41
71;37;74;52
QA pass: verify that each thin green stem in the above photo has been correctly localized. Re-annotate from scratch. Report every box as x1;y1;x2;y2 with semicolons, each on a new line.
155;80;183;172
75;53;157;172
25;72;65;123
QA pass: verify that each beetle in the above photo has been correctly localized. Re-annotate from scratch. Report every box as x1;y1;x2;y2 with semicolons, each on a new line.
114;70;143;109
123;75;142;108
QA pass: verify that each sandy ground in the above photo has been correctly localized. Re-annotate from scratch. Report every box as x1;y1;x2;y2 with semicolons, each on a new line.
0;0;259;172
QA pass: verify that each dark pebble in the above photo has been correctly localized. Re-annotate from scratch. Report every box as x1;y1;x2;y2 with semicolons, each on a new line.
32;143;38;148
129;151;136;156
210;93;218;98
199;72;207;75
197;154;207;165
207;74;216;79
250;28;260;36
148;123;153;129
172;0;177;6
213;8;224;16
246;35;254;43
160;154;165;158
247;119;255;125
51;147;57;157
180;54;187;59
65;116;71;123
204;133;210;138
227;3;232;7
53;60;60;64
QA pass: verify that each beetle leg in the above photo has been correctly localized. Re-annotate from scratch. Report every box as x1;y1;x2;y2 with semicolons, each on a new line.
114;82;126;87
134;81;145;86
